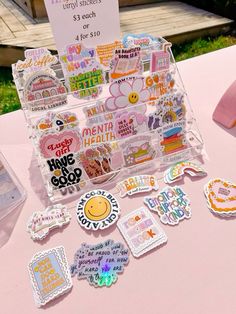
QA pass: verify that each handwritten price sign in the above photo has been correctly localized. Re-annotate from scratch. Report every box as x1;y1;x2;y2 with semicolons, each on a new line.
44;0;121;54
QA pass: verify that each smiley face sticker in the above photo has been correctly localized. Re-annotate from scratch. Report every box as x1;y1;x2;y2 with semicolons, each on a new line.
76;190;120;231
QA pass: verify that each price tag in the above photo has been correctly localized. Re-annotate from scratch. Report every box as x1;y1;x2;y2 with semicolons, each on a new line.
44;0;121;54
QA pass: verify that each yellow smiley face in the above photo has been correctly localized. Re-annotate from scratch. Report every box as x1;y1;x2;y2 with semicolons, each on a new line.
128;92;139;104
84;196;111;221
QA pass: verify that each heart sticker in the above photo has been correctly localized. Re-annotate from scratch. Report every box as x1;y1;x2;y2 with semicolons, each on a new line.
39;130;81;159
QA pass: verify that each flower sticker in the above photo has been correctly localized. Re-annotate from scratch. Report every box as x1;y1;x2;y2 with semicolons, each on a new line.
105;78;150;113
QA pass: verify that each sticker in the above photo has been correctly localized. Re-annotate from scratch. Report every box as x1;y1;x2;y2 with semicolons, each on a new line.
28;246;72;307
70;239;129;287
121;135;156;167
36;111;79;132
150;42;171;73
96;41;123;68
117;175;159;197
110;47;143;81
148;92;185;130
83;100;114;126
158;121;187;155
79;144;119;184
105;77;150;113
24;71;67;111
46;153;83;190
204;178;236;217
164;161;207;184
16;48;58;79
81;121;115;147
123;33;161;61
76;190;120;231
145;72;175;102
27;204;71;241
114;111;147;139
60;43;105;100
39;130;82;158
117;207;167;257
144;186;191;225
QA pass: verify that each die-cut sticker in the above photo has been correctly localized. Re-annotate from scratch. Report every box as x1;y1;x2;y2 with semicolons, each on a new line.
83;100;114;126
71;239;129;287
79;144;119;184
36;111;79;132
150;42;171;73
60;43;105;100
96;41;123;68
24;71;67;111
28;246;72;307
81;121;115;147
39;130;82;158
121;135;156;167
145;72;175;102
16;48;58;79
157;121;187;155
114;111;147;139
204;178;236;217
27;204;71;241
46;153;83;190
144;186;191;225
164;161;207;184
117;207;167;257
76;190;120;231
110;47;143;81
105;77;150;113
117;175;159;197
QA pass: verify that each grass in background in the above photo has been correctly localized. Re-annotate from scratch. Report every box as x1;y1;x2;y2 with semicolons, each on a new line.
0;67;20;115
172;35;236;61
0;35;236;115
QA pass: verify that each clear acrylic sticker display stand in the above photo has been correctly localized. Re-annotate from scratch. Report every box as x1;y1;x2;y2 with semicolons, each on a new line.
12;36;204;203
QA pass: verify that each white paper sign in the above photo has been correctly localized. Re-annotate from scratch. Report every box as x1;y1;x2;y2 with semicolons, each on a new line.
44;0;121;54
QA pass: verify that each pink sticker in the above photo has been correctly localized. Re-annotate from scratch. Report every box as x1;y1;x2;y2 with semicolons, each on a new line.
150;42;171;73
114;111;147;139
39;130;81;158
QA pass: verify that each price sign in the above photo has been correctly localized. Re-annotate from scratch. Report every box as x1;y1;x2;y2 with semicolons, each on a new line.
44;0;121;54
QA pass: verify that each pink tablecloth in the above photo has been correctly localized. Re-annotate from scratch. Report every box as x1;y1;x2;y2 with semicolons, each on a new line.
0;46;236;314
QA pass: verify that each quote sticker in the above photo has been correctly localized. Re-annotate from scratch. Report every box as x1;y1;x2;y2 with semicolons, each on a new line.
76;190;120;231
71;239;129;287
28;246;72;307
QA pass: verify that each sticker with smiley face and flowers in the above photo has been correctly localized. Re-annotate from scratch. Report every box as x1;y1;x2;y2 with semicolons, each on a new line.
76;190;120;231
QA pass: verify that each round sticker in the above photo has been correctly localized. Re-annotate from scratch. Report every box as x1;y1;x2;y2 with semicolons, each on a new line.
76;190;120;231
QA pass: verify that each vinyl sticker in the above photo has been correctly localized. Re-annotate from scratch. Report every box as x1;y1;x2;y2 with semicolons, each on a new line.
28;246;72;307
81;121;115;147
150;42;171;73
110;47;143;81
117;175;159;197
117;207;167;257
121;135;156;167
76;190;120;231
39;130;82;158
204;178;236;217
105;77;150;113
27;204;71;241
24;71;67;111
114;111;148;139
36;111;79;132
96;41;123;68
83;100;114;126
70;239;129;287
144;186;191;225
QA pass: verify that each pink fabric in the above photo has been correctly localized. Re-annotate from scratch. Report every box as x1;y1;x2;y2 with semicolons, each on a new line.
213;80;236;128
0;46;236;314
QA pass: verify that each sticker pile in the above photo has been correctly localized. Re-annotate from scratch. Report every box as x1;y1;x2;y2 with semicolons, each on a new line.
27;204;71;241
28;247;72;307
70;240;129;287
118;207;167;257
144;186;191;226
204;178;236;217
164;161;207;184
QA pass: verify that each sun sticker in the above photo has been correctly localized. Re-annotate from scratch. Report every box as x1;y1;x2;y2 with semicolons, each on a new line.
76;190;120;231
